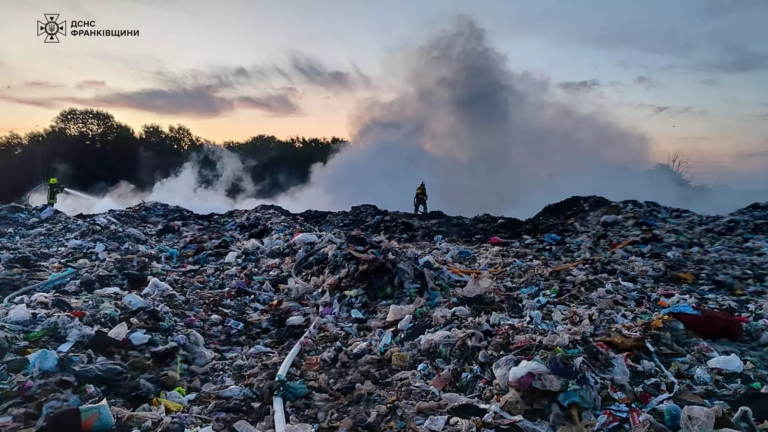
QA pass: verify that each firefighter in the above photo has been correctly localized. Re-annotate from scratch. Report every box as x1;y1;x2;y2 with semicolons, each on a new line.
414;182;428;214
47;178;64;208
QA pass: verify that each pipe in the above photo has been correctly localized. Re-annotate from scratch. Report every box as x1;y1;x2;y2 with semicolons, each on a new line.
273;318;320;432
25;183;48;206
3;268;77;305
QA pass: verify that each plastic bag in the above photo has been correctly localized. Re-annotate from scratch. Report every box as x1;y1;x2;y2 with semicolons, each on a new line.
185;330;216;366
706;354;744;373
129;331;151;345
286;316;306;326
108;322;129;340
40;206;55;220
142;278;174;297
493;355;517;390
122;293;148;310
458;273;493;297
386;304;411;321
292;233;318;245
424;416;448;431
680;406;715;432
397;314;413;331
225;251;238;263
694;366;712;384
5;304;32;324
611;357;630;384
27;349;59;375
508;360;550;384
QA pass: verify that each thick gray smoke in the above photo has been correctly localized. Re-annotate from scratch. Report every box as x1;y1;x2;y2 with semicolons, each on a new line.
39;16;768;217
282;16;767;217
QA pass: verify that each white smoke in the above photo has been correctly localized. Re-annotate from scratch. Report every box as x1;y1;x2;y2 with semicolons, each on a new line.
33;16;768;217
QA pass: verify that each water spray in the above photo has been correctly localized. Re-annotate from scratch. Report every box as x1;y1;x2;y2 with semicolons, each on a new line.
63;188;97;201
25;183;98;206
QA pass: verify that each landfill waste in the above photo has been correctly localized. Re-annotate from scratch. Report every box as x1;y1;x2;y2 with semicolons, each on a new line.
0;196;767;431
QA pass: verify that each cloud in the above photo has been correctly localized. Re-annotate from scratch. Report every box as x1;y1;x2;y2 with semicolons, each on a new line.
288;55;362;92
235;89;301;116
0;94;56;108
157;53;372;94
1;83;301;117
633;75;656;90
625;103;706;118
56;85;301;117
23;81;64;89
76;80;107;90
0;53;364;116
503;1;768;74
698;78;720;87
557;79;601;93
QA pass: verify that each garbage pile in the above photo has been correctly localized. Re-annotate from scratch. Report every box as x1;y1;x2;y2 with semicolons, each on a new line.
1;196;768;432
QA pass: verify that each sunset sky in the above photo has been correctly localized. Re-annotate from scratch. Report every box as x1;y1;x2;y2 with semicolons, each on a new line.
1;0;766;185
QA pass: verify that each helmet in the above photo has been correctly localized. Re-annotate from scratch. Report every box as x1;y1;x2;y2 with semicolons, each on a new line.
420;181;425;186
49;178;58;184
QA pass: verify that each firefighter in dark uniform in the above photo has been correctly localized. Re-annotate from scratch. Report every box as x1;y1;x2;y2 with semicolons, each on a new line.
47;178;64;208
414;182;428;214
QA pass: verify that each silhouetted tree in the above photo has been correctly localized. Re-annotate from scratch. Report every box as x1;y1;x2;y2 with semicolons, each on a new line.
0;108;347;204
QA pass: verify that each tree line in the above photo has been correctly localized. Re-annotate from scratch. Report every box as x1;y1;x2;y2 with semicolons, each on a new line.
0;108;347;204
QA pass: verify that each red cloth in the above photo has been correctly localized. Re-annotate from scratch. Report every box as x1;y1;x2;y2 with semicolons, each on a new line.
671;309;743;341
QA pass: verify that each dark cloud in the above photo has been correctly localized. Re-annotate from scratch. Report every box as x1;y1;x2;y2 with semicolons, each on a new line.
76;80;107;90
0;53;366;116
0;84;301;117
633;75;655;90
0;95;56;108
626;103;706;118
698;78;720;87
157;54;372;94
288;55;356;92
61;85;301;117
235;88;301;116
557;79;601;93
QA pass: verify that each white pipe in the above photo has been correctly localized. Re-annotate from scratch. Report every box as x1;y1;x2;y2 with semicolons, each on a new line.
273;318;319;432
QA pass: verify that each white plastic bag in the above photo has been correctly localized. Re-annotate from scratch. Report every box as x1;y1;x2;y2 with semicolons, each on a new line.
225;252;238;263
680;406;715;432
40;207;55;220
142;278;174;297
611;357;630;384
108;322;129;340
492;355;517;390
508;360;550;384
386;304;411;322
5;304;32;324
122;293;148;310
458;273;493;297
286;316;306;326
706;354;744;373
397;314;413;331
292;233;318;246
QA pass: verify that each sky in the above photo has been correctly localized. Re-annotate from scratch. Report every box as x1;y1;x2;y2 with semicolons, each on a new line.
1;0;767;187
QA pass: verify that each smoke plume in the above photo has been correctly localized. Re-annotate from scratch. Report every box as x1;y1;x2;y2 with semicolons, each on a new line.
35;16;768;217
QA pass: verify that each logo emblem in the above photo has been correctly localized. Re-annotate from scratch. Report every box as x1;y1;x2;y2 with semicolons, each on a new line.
37;14;66;43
